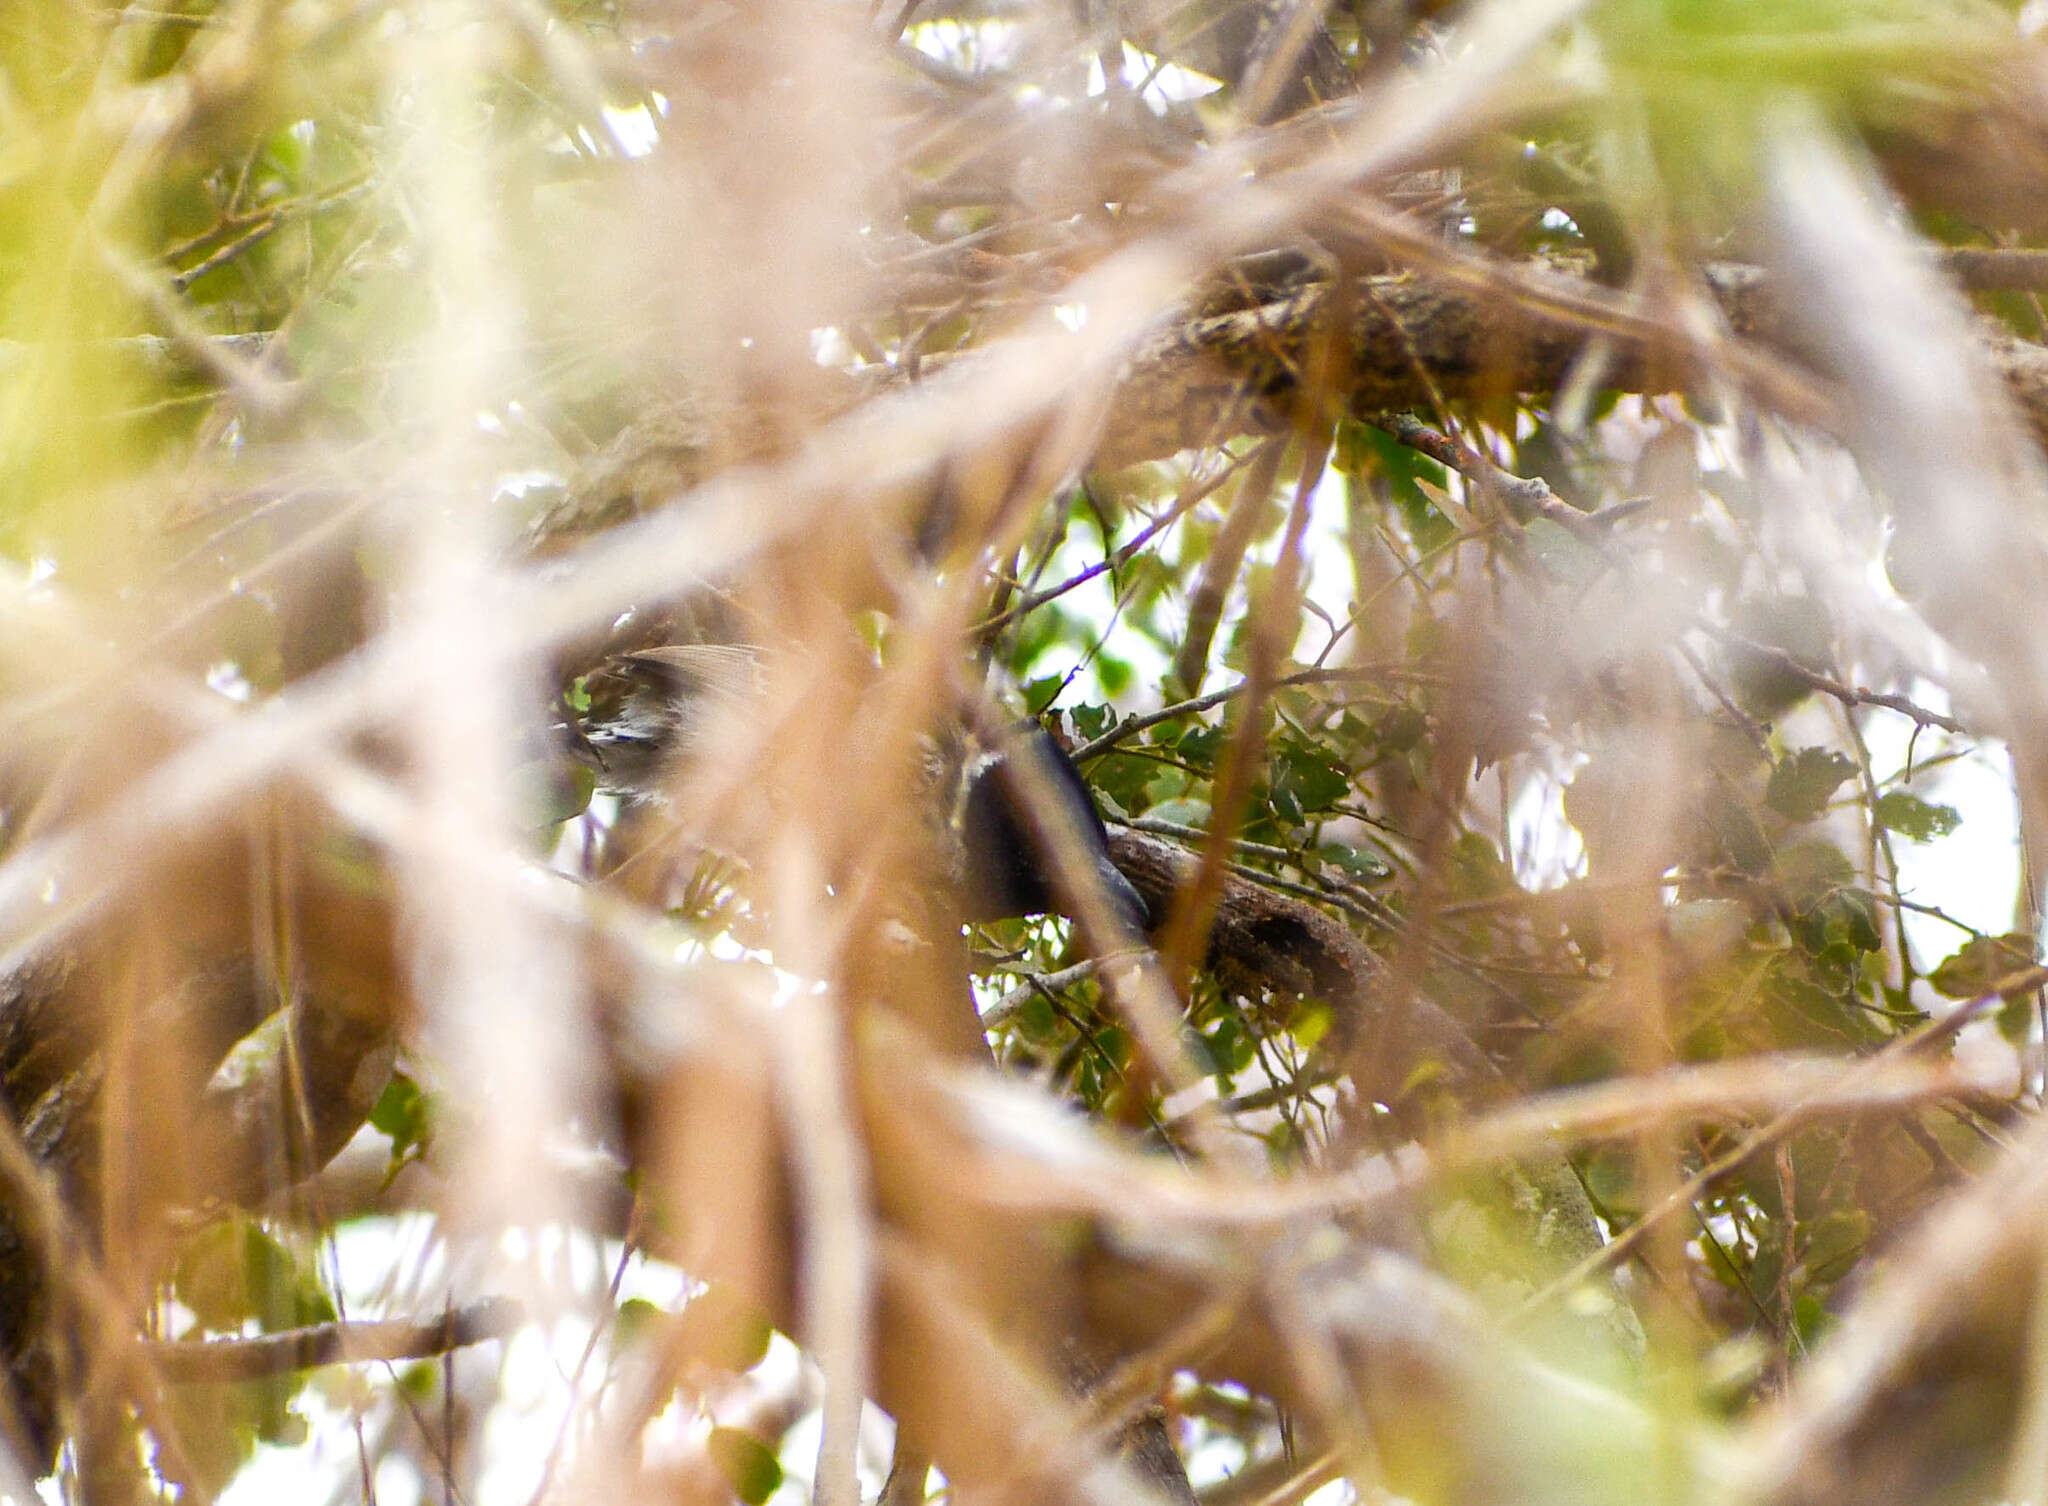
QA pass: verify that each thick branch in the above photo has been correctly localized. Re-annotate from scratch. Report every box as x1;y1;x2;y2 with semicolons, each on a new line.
1103;827;1492;1101
1091;255;2048;470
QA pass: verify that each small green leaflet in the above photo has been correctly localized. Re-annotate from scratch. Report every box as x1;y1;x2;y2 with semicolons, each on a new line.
1873;791;1962;843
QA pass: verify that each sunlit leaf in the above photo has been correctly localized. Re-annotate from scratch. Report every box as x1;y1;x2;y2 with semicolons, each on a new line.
708;1427;784;1506
1873;791;1962;842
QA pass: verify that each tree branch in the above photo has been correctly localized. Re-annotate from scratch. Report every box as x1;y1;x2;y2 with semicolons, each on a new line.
1089;241;2048;472
1701;625;1967;734
147;1297;524;1382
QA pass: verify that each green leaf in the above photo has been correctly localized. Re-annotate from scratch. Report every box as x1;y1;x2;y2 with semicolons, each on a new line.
1289;999;1334;1051
163;1372;306;1494
1373;705;1429;754
1175;724;1226;770
1448;832;1513;899
1145;796;1210;828
1759;952;1870;1049
708;1427;784;1506
512;757;595;833
614;1297;663;1349
1204;1014;1254;1077
1013;992;1058;1044
1523;516;1605;588
370;1071;434;1167
1791;1291;1837;1349
1069;702;1116;739
1773;841;1880;962
675;1285;775;1374
1927;932;2039;1000
1022;674;1065;716
1802;1208;1870;1281
1700;787;1773;873
1765;748;1857;822
1271;742;1351;815
1319;842;1391;879
1832;887;1883;955
1087;752;1157;818
1774;840;1853;901
1873;791;1961;843
1726;598;1835;718
174;1216;336;1334
1793;887;1882;960
1334;423;1449;533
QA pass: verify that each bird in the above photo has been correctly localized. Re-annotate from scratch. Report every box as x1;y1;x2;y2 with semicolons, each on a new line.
567;643;765;796
952;725;1151;934
561;644;1150;935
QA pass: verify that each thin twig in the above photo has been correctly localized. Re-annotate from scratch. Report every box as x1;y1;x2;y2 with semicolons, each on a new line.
981;949;1154;1031
1370;410;1639;540
1700;624;1966;733
147;1297;525;1382
170;177;375;292
1071;664;1430;763
980;453;1247;634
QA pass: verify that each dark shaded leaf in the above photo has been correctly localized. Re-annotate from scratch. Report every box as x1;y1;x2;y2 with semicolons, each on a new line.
1700;787;1774;873
1928;932;2039;1000
1448;832;1513;900
1766;748;1857;822
1271;742;1351;814
1176;723;1226;770
1087;752;1156;817
1726;598;1835;718
1374;705;1429;754
1069;702;1116;739
174;1215;336;1334
1023;674;1065;715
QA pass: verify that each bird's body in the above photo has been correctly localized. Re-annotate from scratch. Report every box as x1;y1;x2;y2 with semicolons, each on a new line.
953;732;1151;934
570;643;765;796
564;644;1148;934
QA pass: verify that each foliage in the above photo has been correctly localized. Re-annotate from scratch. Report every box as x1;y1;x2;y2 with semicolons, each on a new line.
1;2;2047;1505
